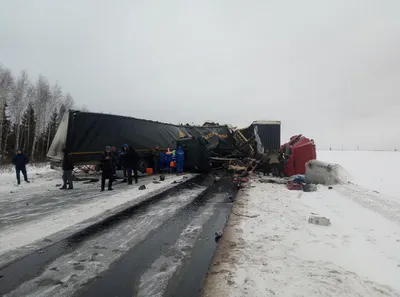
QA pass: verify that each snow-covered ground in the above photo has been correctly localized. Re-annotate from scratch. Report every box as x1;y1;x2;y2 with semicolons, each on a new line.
0;164;196;267
202;150;400;297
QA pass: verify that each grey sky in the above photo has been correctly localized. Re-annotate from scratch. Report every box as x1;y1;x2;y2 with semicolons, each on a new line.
1;0;400;150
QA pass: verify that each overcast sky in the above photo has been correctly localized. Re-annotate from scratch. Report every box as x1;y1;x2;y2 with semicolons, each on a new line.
1;0;400;150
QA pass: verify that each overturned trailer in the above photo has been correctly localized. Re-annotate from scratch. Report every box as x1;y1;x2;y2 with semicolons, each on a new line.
234;121;281;155
47;110;235;173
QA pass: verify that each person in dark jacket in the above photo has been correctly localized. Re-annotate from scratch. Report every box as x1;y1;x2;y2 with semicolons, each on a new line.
12;149;30;185
124;146;139;184
121;144;129;182
261;151;270;176
152;146;160;174
101;146;116;191
269;150;280;177
60;148;74;189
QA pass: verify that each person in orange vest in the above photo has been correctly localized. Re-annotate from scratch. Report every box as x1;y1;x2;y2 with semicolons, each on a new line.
165;148;172;172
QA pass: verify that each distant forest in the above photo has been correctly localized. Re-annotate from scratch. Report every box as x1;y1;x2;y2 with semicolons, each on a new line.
0;64;74;163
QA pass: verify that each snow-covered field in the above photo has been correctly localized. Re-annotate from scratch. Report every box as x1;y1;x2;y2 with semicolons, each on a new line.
202;150;400;297
0;164;196;267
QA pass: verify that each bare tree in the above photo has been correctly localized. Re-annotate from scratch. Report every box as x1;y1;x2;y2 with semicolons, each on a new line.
43;83;62;152
23;85;36;152
0;66;14;158
10;70;30;151
57;92;74;125
31;75;51;160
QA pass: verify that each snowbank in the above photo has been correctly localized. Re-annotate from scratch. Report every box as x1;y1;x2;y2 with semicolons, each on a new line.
202;180;400;297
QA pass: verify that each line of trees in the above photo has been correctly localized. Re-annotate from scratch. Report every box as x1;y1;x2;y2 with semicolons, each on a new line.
0;64;74;163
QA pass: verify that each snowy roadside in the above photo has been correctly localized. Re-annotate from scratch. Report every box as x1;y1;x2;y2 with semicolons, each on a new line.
202;179;400;297
0;173;197;268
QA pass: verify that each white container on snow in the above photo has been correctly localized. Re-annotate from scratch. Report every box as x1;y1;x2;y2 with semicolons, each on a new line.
305;160;350;185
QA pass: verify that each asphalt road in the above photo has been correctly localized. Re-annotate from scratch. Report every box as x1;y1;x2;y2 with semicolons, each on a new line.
0;175;235;297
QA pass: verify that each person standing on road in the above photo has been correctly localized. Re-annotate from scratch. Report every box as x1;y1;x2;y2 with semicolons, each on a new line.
176;146;184;174
268;150;280;177
152;146;160;174
60;148;74;190
121;144;128;182
125;145;139;184
165;148;172;173
12;148;30;185
261;151;270;176
101;146;116;191
111;146;118;180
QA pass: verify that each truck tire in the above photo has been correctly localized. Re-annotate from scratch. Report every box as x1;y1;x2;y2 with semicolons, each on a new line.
137;158;149;173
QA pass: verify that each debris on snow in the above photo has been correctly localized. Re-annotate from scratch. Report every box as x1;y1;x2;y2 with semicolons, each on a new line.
202;151;400;297
308;215;331;226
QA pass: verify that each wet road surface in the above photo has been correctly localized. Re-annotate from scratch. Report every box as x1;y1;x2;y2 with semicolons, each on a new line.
1;175;235;297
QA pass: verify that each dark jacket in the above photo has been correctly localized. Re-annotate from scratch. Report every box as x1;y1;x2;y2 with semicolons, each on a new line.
62;149;74;171
101;151;116;175
124;147;139;169
120;146;128;167
12;152;29;169
152;149;160;162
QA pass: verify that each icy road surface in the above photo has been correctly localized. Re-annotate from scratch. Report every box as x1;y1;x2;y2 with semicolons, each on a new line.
0;169;194;263
1;174;235;297
3;186;208;297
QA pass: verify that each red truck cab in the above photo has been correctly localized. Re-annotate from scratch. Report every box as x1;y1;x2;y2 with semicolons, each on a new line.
281;135;316;176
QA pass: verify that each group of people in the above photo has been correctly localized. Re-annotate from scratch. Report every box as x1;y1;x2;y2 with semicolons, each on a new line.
11;144;184;191
59;144;140;192
152;146;185;174
261;150;286;177
101;144;139;191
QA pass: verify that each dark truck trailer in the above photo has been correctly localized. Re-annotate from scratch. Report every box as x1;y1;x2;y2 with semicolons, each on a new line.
238;121;281;154
47;110;234;173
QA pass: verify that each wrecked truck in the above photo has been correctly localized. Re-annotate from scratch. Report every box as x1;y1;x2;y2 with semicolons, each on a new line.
281;134;317;176
47;110;235;173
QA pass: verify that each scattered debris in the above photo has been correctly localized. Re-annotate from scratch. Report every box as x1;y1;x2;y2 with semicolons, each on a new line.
152;181;161;184
83;179;99;184
308;215;331;226
228;165;247;172
215;230;223;242
138;185;146;190
286;181;302;190
302;184;317;192
160;175;165;181
213;176;221;182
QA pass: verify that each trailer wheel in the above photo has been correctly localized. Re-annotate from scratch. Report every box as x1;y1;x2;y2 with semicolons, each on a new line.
138;158;150;173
